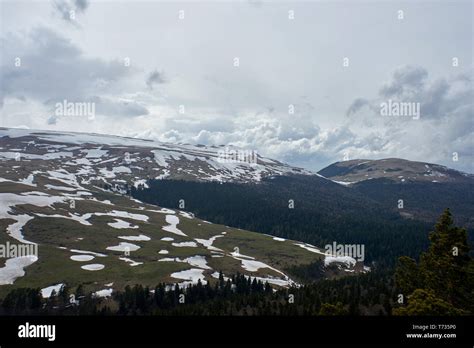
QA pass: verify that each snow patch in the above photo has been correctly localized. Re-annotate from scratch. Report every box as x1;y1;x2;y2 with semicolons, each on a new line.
324;255;356;267
93;288;113;298
81;264;105;271
294;242;326;255
107;218;139;229
170;268;207;285
41;283;64;298
171;241;197;248
106;242;141;252
119;257;143;267
70;249;107;257
118;234;150;241
162;215;187;236
70;255;94;262
194;234;223;252
0;256;38;285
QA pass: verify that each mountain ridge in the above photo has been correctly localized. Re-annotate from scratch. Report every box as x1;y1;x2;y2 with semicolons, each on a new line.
319;158;473;185
0;127;314;185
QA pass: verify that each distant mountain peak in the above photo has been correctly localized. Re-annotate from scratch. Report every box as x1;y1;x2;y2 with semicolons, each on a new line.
319;158;472;185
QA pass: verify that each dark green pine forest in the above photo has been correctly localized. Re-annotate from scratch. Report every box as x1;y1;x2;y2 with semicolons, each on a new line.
131;176;434;267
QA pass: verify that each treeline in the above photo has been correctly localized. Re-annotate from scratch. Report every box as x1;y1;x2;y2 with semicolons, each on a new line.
0;284;104;315
131;175;431;267
0;272;395;316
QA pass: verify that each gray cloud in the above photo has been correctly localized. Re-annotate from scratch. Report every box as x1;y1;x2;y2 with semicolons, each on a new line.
75;0;89;12
89;96;149;118
349;65;473;122
344;66;473;172
47;114;58;125
421;78;450;119
0;27;146;118
346;98;369;117
380;65;428;98
146;70;166;89
53;0;89;23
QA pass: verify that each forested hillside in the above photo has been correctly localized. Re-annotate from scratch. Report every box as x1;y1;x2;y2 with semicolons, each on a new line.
132;176;432;266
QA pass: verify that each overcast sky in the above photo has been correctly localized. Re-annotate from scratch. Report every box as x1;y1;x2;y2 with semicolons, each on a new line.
0;0;472;172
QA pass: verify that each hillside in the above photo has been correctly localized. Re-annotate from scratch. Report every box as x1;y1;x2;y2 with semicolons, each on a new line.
0;127;311;185
319;159;474;227
0;128;363;299
319;158;473;185
133;176;430;267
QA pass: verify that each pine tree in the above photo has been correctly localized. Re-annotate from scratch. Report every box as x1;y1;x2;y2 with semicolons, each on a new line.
393;289;466;316
395;256;421;295
394;209;473;315
319;302;347;315
419;209;471;308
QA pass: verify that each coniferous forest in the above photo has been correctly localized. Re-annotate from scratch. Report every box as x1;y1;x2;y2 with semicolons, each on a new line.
131;177;436;267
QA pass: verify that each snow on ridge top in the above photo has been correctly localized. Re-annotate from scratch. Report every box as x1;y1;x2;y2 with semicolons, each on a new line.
0;127;310;173
0;127;161;147
0;127;258;158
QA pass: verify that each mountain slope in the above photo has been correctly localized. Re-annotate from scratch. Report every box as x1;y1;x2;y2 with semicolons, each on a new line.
319;159;474;227
0;127;311;186
0;128;364;299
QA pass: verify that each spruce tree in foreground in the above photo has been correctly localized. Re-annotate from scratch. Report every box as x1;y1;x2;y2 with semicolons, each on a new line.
394;209;473;315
